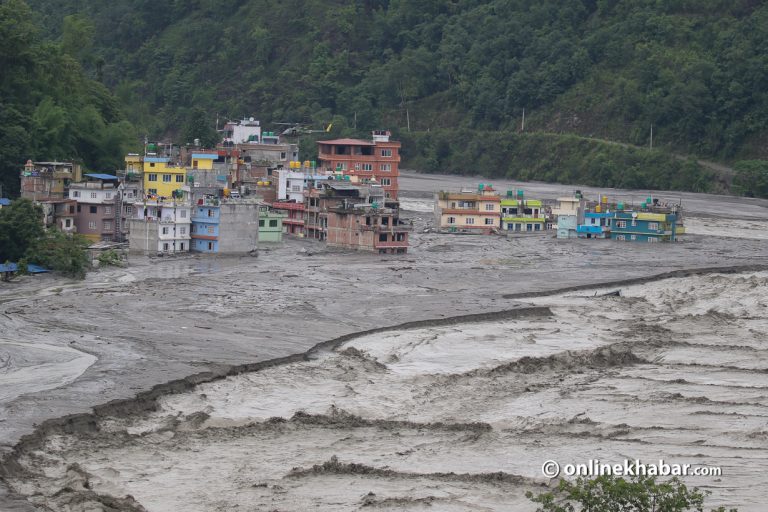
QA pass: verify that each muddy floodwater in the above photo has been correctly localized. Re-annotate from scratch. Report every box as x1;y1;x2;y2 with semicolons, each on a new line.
1;172;768;511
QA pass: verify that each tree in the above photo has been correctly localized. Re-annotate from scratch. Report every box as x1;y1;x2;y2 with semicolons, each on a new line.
26;229;90;279
733;160;768;198
0;198;44;262
181;107;218;148
527;475;736;512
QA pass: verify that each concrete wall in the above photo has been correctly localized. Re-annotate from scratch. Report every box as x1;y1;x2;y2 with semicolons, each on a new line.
218;202;259;253
128;219;159;254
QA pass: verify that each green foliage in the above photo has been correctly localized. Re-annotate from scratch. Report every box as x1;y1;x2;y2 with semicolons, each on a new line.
400;129;712;193
527;475;734;512
26;229;90;279
0;199;44;262
97;249;123;267
0;0;138;199
181;107;219;148
732;160;768;198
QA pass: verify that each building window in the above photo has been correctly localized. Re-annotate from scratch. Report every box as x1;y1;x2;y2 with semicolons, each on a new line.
617;235;626;241
162;227;169;234
180;209;186;218
148;188;157;195
193;160;199;169
534;223;541;231
179;227;186;235
485;203;494;211
269;219;277;227
163;243;169;251
207;209;213;217
380;163;391;172
90;206;97;214
648;222;659;230
381;149;392;157
466;217;475;225
72;191;80;197
126;206;132;215
336;163;346;171
104;221;112;231
176;175;184;182
180;243;184;250
616;220;627;228
354;163;361;171
90;192;97;199
630;234;637;240
88;221;96;230
380;178;391;186
648;237;658;243
485;218;495;225
208;242;213;250
259;219;265;227
148;173;157;181
207;226;214;234
291;185;301;192
447;217;456;224
105;192;112;199
105;206;112;215
65;219;71;227
150;162;156;168
280;152;287;160
362;163;373;171
163;174;172;182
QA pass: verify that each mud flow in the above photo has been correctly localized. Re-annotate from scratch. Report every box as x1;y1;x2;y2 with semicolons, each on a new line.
4;271;766;511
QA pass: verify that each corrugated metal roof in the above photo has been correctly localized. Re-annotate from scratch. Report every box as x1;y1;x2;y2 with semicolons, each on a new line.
84;173;119;180
144;157;170;163
191;153;217;159
0;263;50;273
0;198;11;206
317;138;374;146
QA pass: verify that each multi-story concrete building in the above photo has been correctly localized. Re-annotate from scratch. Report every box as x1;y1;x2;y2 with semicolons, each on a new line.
257;205;286;243
20;160;81;200
500;190;548;232
554;194;586;239
221;117;262;144
68;174;126;242
317;130;401;199
143;157;187;199
38;199;77;233
434;184;501;234
190;197;259;254
128;199;192;254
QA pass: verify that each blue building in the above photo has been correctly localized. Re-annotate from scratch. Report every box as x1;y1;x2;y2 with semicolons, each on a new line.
611;211;681;242
576;211;612;239
190;200;221;253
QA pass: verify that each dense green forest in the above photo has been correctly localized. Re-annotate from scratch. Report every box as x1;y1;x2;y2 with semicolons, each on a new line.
3;0;768;197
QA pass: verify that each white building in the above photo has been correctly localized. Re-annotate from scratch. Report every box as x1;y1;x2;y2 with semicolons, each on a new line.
222;118;262;144
128;199;192;254
277;169;330;202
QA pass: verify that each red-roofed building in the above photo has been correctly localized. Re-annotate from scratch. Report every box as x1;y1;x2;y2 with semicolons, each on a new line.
317;130;401;199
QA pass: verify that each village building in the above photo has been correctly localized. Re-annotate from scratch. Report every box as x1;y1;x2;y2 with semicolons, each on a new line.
190;197;260;254
434;184;501;234
38;199;77;233
128;198;192;254
553;194;586;239
20;160;81;200
258;205;286;243
500;190;548;232
317;130;401;199
313;183;410;253
68;174;127;242
143;157;187;199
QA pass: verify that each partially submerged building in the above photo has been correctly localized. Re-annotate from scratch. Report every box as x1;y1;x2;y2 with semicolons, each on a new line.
317;131;401;199
190;197;260;254
128;198;192;254
500;190;548;232
258;205;286;243
434;184;501;234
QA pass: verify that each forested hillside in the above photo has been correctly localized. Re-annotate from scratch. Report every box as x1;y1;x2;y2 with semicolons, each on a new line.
4;0;768;196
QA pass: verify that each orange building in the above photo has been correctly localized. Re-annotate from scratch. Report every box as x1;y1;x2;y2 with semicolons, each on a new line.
317;130;401;199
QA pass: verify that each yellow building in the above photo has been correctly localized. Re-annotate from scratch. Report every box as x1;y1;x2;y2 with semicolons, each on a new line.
434;184;500;234
190;153;216;170
143;157;187;198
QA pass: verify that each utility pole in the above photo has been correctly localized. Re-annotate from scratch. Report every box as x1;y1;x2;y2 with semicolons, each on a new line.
521;108;526;132
650;124;653;150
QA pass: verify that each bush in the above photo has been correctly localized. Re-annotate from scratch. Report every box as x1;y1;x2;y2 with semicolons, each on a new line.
97;249;123;267
527;475;736;512
733;160;768;198
27;230;90;279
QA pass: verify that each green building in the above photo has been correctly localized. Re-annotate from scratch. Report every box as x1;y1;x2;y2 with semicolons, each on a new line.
258;205;286;243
